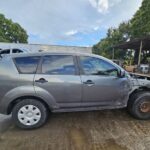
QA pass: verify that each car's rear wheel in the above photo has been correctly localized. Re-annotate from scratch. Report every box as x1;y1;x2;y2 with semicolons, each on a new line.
12;99;48;129
128;92;150;120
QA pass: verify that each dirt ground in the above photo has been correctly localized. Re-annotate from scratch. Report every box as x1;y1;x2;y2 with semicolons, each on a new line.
0;109;150;150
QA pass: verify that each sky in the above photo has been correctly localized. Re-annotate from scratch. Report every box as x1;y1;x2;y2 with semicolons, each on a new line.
0;0;142;46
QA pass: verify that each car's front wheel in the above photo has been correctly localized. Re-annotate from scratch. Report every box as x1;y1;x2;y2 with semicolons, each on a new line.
128;92;150;120
12;99;48;129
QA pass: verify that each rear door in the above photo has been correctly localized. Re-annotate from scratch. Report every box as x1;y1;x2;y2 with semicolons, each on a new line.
34;54;82;105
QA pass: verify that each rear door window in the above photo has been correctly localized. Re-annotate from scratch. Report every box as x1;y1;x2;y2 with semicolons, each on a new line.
42;55;76;75
14;56;40;74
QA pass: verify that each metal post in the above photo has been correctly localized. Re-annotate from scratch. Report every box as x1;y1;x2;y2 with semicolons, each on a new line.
138;40;143;66
112;48;114;60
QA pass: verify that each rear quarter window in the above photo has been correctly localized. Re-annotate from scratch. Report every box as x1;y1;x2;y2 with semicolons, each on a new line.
14;56;40;74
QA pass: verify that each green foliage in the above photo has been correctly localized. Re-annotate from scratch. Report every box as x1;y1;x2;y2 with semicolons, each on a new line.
93;21;131;59
0;14;28;43
131;0;150;38
93;0;150;60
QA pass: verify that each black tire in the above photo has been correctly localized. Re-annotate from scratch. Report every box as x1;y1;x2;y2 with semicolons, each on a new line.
127;91;150;120
12;99;48;129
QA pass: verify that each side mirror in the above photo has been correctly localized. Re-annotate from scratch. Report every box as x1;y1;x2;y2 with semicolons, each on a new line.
117;70;125;78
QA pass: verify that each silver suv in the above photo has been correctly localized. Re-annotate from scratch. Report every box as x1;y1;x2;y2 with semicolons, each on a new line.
0;52;150;129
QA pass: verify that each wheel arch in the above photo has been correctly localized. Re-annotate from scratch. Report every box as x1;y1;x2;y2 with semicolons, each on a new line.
127;87;150;120
7;95;52;114
128;86;150;105
129;86;150;98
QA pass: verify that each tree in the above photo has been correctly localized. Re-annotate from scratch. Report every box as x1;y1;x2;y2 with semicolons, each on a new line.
0;14;28;43
93;21;131;60
93;38;112;58
93;0;150;61
131;0;150;38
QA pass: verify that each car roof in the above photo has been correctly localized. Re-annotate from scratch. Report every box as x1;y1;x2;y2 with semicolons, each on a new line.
11;51;99;58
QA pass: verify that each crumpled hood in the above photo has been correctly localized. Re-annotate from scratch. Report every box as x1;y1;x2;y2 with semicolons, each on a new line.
129;73;150;88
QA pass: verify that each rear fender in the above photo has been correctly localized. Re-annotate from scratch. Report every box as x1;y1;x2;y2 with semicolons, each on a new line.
0;85;58;114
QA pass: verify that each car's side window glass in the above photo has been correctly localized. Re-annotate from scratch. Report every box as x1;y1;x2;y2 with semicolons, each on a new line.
14;56;40;74
80;56;118;76
13;49;23;53
0;49;10;54
42;55;76;75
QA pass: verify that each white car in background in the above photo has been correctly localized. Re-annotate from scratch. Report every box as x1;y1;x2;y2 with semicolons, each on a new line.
0;48;29;56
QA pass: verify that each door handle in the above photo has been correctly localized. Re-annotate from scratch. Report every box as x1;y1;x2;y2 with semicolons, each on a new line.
83;80;94;86
35;78;48;83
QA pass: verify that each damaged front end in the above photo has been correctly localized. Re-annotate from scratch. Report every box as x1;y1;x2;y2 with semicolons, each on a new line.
129;73;150;92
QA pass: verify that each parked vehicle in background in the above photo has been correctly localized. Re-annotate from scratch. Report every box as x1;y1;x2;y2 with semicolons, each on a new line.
0;52;150;129
0;48;29;56
0;42;92;54
140;64;149;74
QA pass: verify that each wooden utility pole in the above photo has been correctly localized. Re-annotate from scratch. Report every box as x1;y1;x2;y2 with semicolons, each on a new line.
112;48;114;60
138;40;143;66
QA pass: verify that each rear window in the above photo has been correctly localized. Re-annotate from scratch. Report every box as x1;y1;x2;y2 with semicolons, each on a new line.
14;56;40;74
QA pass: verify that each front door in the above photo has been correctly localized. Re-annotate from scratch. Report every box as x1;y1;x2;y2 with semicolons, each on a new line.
34;54;82;105
79;56;130;106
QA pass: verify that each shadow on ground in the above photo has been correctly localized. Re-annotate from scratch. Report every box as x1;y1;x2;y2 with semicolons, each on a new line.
0;109;150;150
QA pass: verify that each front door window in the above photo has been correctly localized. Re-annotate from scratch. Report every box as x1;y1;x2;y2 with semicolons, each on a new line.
80;56;118;77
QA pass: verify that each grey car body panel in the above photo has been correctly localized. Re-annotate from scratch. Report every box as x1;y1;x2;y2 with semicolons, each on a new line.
0;86;35;114
129;73;150;93
53;104;126;113
0;56;58;114
80;75;130;105
34;75;82;103
0;85;59;114
33;86;59;110
0;52;149;115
